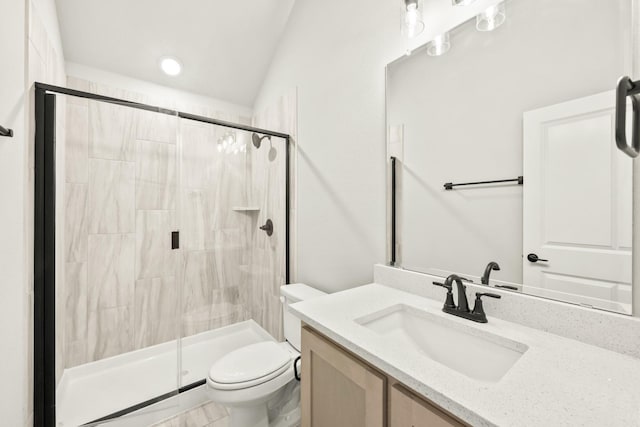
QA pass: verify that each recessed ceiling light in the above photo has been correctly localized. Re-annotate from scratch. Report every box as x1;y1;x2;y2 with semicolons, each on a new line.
160;57;182;76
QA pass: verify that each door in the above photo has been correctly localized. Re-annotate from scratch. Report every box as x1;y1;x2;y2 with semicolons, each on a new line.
301;326;385;427
389;383;465;427
523;91;633;313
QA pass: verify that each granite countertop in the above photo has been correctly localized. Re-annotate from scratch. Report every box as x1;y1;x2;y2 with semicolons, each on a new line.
289;283;640;427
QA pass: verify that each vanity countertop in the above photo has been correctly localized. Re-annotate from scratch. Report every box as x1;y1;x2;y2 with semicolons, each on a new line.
289;283;640;427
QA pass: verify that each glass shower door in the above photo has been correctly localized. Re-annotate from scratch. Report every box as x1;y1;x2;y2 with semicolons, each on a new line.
176;116;289;392
177;118;252;389
56;93;182;426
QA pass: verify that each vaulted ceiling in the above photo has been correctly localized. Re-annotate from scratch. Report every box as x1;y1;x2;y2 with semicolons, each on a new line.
55;0;296;107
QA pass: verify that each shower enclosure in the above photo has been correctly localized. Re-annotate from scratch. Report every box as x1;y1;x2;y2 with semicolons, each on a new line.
33;82;291;426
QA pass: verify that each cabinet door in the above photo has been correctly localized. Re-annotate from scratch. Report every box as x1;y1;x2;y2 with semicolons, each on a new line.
389;384;466;427
301;326;385;427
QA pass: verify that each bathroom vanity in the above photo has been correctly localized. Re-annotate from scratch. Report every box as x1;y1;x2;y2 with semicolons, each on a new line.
301;325;465;427
292;267;640;427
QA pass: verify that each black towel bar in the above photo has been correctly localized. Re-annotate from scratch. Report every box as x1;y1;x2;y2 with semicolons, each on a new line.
444;176;523;190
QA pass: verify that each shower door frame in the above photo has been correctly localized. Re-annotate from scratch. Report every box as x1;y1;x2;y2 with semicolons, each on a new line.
33;82;292;427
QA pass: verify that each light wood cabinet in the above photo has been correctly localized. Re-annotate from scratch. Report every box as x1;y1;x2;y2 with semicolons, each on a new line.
301;326;468;427
301;326;386;427
389;383;465;427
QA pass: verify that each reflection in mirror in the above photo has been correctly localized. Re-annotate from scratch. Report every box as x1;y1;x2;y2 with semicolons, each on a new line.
387;0;634;314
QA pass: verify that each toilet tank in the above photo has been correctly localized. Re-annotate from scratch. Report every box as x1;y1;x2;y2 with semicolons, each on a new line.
280;284;326;351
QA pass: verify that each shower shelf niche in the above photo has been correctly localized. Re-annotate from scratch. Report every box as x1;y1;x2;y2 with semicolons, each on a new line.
232;206;261;212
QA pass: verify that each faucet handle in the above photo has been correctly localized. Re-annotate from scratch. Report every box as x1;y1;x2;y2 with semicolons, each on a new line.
433;282;456;309
432;281;452;291
471;292;501;323
476;292;501;299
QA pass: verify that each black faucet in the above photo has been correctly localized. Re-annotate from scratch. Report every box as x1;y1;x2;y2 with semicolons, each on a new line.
433;274;501;323
481;262;501;285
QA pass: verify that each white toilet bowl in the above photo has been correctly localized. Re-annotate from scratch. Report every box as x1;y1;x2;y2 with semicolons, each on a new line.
206;284;326;427
207;341;299;427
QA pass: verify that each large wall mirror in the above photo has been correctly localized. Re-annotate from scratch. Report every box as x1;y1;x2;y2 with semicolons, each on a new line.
387;0;635;315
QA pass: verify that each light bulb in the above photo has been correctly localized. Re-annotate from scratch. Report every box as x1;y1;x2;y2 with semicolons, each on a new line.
452;0;476;5
477;2;506;32
403;1;425;38
427;33;451;57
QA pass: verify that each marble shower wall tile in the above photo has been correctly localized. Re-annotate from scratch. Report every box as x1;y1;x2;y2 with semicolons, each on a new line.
134;277;178;349
182;251;214;314
136;110;178;144
88;100;137;161
183;189;209;251
136;140;176;210
64;183;88;262
87;159;135;234
249;90;297;340
65;102;89;183
65;340;87;368
66;76;94;103
136;210;175;280
87;306;133;361
209;229;243;287
181;122;215;189
65;262;87;342
87;234;135;311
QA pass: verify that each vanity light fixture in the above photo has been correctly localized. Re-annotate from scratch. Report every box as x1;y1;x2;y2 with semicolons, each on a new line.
476;2;506;32
402;0;425;39
160;57;182;76
427;32;451;56
217;130;246;154
452;0;476;6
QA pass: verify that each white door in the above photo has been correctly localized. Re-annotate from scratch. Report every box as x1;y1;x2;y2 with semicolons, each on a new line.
523;91;633;314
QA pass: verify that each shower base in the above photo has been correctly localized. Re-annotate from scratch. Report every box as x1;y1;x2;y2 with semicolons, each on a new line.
57;320;274;427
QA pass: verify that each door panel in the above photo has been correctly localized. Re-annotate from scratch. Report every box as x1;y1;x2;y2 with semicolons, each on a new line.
301;326;385;427
389;384;465;427
523;91;633;313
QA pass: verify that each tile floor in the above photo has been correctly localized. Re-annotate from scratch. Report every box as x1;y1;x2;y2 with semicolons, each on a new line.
151;401;229;427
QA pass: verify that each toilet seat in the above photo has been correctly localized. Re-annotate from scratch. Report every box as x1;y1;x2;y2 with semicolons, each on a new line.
208;341;292;391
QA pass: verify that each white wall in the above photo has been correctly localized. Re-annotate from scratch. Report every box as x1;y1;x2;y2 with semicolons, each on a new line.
253;0;400;292
0;0;27;424
252;0;500;292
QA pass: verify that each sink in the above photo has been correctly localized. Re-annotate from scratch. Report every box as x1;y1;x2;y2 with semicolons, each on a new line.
355;304;528;383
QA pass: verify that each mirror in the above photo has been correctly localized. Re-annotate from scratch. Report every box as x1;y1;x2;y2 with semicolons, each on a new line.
387;0;634;314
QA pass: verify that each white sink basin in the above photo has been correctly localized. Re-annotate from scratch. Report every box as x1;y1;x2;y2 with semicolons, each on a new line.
355;304;528;383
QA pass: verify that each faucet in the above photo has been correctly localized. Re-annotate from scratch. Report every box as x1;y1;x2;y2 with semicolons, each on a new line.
433;274;501;323
481;262;501;285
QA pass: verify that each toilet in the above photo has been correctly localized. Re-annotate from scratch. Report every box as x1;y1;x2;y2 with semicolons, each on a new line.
207;284;326;427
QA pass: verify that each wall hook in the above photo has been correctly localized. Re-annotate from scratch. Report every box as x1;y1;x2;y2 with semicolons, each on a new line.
0;125;13;138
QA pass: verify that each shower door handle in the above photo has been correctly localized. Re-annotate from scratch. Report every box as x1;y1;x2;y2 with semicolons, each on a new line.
615;76;640;158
